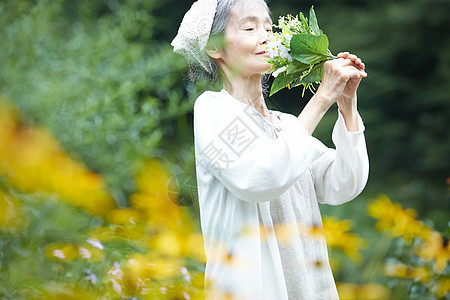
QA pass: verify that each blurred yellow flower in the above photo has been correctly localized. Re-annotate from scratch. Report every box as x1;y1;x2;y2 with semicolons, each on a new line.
37;284;98;300
367;194;432;242
273;222;298;245
0;96;116;217
322;217;367;263
146;230;206;263
0;96;19;156
130;159;196;233
337;282;391;300
185;232;207;263
435;277;450;298
130;193;186;230
106;208;144;225
417;231;450;273
240;218;366;263
148;230;184;257
191;272;207;290
0;189;25;231
126;252;183;281
206;242;251;272
89;223;146;242
383;262;431;282
134;159;172;198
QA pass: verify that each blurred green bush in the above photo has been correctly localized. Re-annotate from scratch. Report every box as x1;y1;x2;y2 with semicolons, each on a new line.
0;0;199;206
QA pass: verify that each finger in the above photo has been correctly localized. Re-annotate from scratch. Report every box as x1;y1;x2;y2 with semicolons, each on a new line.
337;56;362;68
342;68;364;83
346;54;366;71
358;68;367;77
348;54;358;62
354;60;365;71
358;62;366;71
325;58;368;77
344;65;367;78
337;52;350;58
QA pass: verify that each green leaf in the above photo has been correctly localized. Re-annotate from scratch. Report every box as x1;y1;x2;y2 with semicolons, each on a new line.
286;60;309;75
299;12;308;28
309;6;321;36
269;71;301;96
296;62;325;85
290;34;330;64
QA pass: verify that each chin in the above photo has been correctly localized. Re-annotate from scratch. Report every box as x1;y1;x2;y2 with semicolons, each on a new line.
257;63;272;75
250;61;271;74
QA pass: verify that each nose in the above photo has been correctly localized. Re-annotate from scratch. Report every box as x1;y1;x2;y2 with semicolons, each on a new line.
259;29;270;45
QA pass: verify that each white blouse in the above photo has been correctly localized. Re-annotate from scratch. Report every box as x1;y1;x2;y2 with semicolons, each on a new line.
193;89;369;300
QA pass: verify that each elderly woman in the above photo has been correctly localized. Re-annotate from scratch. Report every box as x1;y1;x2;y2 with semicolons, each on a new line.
172;0;369;299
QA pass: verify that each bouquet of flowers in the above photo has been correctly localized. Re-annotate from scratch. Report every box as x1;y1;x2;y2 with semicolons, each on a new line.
265;6;336;97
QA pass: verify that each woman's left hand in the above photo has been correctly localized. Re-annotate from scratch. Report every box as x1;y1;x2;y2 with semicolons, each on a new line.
299;51;367;134
334;52;367;110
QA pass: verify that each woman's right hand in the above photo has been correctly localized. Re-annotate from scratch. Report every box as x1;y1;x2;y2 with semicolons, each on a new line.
316;52;367;107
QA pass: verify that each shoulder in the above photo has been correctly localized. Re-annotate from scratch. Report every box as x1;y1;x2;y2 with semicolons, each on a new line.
194;90;247;122
193;90;234;129
194;90;226;112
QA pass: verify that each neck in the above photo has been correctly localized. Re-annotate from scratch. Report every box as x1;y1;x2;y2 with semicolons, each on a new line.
222;72;270;118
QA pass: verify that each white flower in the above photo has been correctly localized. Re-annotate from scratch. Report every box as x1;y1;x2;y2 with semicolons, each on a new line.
274;40;283;48
111;279;122;296
79;247;92;259
52;249;65;259
136;277;146;288
183;291;191;300
272;66;287;78
84;269;97;284
279;45;292;62
142;287;151;295
180;267;191;282
108;262;124;280
87;238;104;250
265;42;278;58
159;287;167;294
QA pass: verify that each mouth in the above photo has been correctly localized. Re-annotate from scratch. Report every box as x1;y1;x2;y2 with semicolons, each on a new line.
256;50;270;57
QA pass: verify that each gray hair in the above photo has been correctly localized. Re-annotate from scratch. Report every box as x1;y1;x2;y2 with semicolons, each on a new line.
188;0;271;88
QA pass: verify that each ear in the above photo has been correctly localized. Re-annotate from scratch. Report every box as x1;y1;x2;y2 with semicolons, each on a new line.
206;47;222;60
206;33;226;60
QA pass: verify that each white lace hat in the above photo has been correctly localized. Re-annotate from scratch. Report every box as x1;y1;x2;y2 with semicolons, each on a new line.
171;0;218;74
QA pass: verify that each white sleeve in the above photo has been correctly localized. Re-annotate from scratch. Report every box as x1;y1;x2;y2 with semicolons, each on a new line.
312;111;369;205
194;93;325;203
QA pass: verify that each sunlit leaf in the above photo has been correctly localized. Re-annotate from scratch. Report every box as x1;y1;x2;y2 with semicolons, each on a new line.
290;33;330;64
308;6;321;36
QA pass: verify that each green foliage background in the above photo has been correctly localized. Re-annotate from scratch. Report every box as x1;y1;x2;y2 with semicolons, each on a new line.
0;0;200;207
268;0;450;230
0;0;448;295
